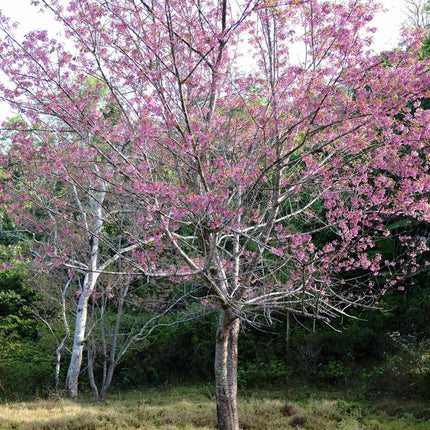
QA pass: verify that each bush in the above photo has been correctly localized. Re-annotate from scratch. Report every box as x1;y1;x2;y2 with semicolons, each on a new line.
0;339;55;400
238;359;292;387
0;271;42;339
115;314;217;387
363;336;430;400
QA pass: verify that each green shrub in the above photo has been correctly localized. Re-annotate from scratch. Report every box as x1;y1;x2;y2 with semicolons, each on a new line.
115;314;217;387
238;359;292;387
363;337;430;400
0;339;55;400
0;271;42;339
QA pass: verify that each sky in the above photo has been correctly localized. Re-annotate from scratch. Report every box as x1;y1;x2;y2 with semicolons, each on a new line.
0;0;407;119
0;0;405;48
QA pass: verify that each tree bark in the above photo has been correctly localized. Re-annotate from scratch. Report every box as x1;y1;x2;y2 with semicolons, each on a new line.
65;289;90;398
87;345;100;399
65;183;105;399
215;308;240;430
100;284;127;399
55;285;70;390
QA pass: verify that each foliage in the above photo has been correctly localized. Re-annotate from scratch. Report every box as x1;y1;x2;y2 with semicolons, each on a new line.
0;339;55;401
362;335;430;400
237;359;291;387
0;271;41;338
1;0;429;325
115;313;217;386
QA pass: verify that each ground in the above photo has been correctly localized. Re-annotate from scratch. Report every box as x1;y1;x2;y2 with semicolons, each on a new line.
0;385;428;429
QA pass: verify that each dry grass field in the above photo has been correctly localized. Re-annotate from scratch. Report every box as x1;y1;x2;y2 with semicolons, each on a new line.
0;386;428;429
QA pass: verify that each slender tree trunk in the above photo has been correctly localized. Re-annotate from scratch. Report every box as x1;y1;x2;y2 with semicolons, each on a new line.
100;284;127;399
65;288;90;398
55;284;71;390
99;299;108;397
87;345;100;399
100;356;115;400
65;174;105;399
214;308;240;430
55;334;69;391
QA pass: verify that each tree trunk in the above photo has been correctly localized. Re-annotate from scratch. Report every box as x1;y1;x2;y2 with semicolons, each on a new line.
215;308;240;430
87;345;100;399
55;289;70;390
55;336;68;391
100;284;127;399
65;181;105;399
65;289;90;398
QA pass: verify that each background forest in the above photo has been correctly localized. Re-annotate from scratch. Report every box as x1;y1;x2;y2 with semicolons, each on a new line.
0;232;429;401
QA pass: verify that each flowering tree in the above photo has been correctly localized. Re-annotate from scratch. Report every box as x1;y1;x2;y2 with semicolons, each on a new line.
0;116;137;397
2;0;430;428
0;115;202;398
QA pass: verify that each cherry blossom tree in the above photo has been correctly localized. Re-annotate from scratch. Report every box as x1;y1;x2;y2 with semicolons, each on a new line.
0;116;202;398
2;1;430;428
0;117;138;398
0;123;205;398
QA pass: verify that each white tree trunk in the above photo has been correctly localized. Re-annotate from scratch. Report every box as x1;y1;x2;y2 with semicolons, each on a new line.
66;181;105;398
55;280;71;390
65;286;91;398
65;238;101;398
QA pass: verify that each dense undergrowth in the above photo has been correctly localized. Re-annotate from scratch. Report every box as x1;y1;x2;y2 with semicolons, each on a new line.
0;271;429;404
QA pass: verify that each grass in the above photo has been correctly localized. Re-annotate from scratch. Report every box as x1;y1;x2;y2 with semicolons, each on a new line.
0;385;428;429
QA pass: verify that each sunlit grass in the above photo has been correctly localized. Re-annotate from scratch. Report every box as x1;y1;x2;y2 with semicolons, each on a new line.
0;385;428;429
